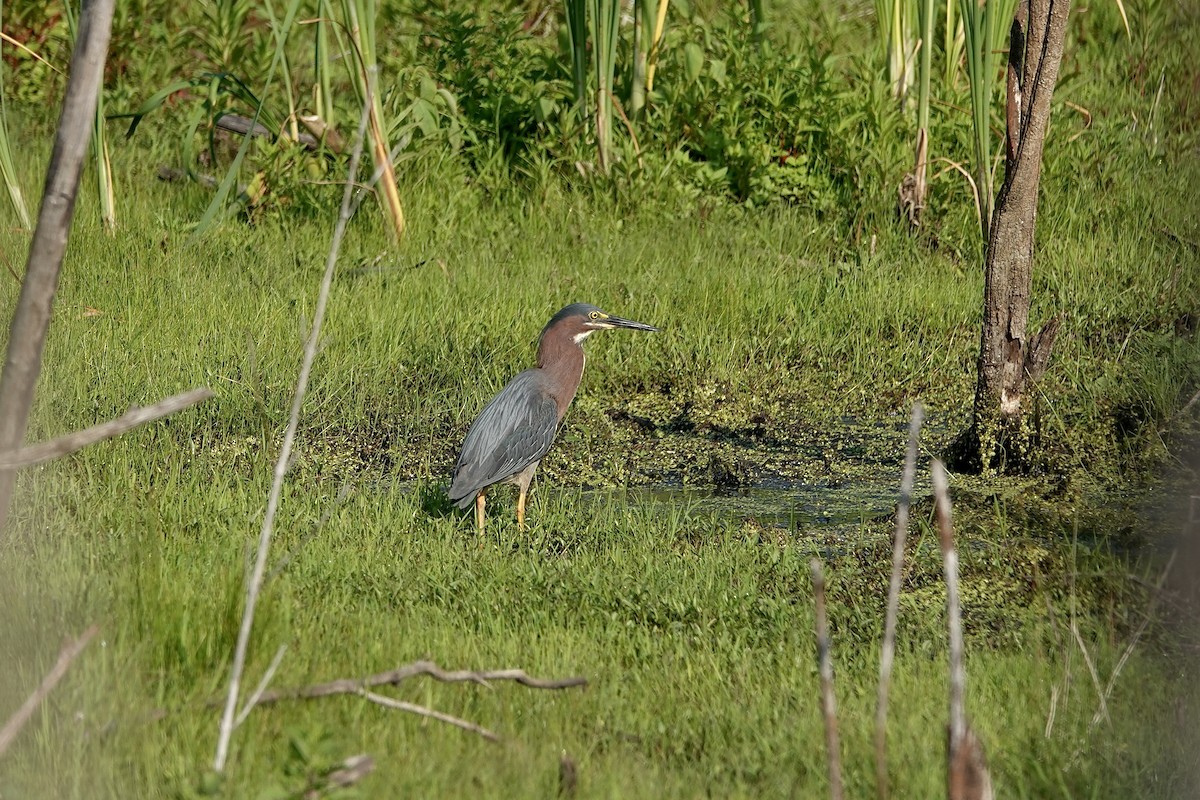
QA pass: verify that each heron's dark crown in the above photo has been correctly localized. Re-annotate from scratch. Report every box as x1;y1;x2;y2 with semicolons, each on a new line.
541;303;603;335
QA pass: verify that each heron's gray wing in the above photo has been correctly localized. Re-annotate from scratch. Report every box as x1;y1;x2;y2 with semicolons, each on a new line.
449;370;559;508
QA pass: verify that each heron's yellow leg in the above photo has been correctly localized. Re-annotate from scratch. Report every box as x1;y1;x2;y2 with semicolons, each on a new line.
474;492;486;535
517;488;527;531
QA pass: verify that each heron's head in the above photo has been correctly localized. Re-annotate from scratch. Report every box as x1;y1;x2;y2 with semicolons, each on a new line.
541;303;659;345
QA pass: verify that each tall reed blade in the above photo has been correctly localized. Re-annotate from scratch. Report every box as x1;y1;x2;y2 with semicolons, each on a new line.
563;0;588;109
589;0;620;172
64;0;116;231
0;0;34;229
341;0;405;239
644;0;670;93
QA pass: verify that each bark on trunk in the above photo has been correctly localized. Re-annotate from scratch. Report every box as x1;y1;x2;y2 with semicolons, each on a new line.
969;0;1071;472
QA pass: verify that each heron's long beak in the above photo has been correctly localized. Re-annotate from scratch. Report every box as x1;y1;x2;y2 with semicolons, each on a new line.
605;315;659;332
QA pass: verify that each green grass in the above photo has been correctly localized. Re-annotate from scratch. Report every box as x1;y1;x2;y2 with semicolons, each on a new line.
0;0;1198;796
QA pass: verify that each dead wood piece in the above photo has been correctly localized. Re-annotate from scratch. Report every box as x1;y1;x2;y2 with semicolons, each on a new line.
0;625;99;758
216;114;323;152
1023;315;1062;384
874;404;924;800
361;690;499;742
255;659;588;705
0;388;214;470
303;754;374;800
0;0;116;532
948;723;994;800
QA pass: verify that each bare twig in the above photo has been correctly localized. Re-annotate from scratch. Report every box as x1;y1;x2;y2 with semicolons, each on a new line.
307;754;375;798
932;461;963;746
254;659;587;705
1089;551;1177;730
360;690;499;742
0;0;116;532
1071;619;1109;726
213;69;376;774
934;463;992;800
234;644;288;729
810;558;844;800
874;403;924;800
0;388;214;470
0;625;99;757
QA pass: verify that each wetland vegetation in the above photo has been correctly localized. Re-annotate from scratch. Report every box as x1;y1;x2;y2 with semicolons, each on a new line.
0;0;1198;797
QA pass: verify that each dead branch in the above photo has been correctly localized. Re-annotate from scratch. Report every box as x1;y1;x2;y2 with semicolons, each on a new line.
360;690;499;742
305;754;374;799
234;644;288;729
0;0;116;532
213;70;376;774
875;404;924;800
934;459;986;800
1089;551;1176;730
0;625;99;757
254;660;587;705
0;388;214;470
810;558;844;800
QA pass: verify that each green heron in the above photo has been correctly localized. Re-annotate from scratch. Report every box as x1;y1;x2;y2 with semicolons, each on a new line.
449;303;658;533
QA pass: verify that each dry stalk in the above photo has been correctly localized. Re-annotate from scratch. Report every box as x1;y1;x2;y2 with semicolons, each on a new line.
360;689;499;742
1090;550;1177;729
874;403;924;800
0;388;213;470
0;0;115;532
810;558;844;800
233;644;288;728
932;460;964;747
0;625;99;757
1070;619;1109;726
212;69;376;774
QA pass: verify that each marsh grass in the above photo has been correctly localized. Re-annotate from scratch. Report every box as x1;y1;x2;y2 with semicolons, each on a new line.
0;106;1195;794
0;0;1197;796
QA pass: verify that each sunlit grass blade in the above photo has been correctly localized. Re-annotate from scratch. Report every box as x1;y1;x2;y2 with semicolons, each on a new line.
341;0;405;239
943;0;964;85
644;0;669;93
0;0;33;230
563;0;588;109
589;0;620;172
64;0;115;232
313;0;336;128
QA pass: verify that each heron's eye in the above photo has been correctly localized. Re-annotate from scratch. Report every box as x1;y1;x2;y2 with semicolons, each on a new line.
589;311;601;320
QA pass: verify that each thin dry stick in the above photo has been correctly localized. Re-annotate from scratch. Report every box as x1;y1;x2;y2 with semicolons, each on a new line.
253;659;587;705
811;558;844;800
1090;551;1177;729
233;644;288;729
1070;619;1109;726
0;624;99;757
932;461;965;757
0;0;115;533
874;403;924;800
360;690;499;742
212;71;376;774
0;388;213;470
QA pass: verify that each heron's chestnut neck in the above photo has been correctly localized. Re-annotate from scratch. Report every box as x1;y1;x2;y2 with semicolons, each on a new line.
536;320;587;419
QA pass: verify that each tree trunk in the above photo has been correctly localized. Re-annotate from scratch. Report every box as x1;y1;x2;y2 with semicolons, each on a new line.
968;0;1070;472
